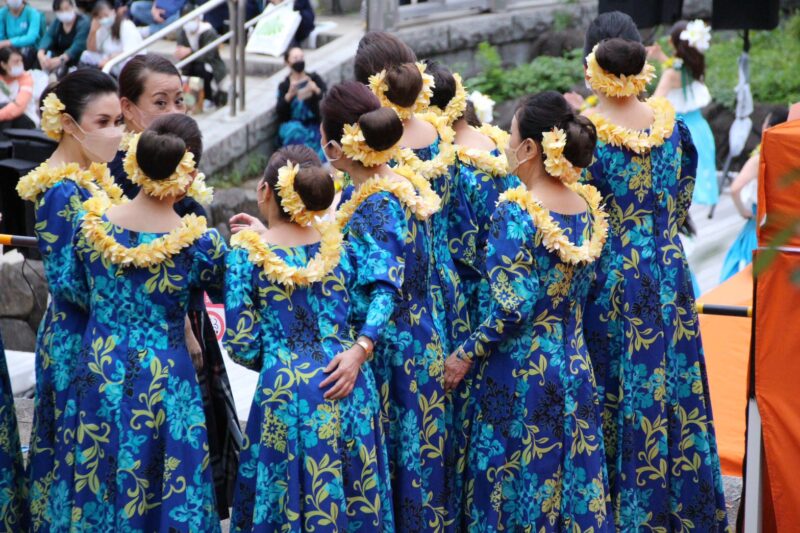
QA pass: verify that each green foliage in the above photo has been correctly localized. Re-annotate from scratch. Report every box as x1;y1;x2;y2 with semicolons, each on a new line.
706;14;800;109
208;152;267;189
552;11;574;32
465;43;584;103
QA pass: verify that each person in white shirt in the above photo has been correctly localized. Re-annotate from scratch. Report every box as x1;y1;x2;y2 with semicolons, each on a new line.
80;0;142;76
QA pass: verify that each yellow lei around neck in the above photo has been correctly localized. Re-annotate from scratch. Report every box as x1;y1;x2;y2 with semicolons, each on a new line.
16;161;124;203
231;224;343;288
336;173;438;230
456;124;510;176
82;198;207;268
392;165;441;218
499;183;609;265
589;97;676;154
395;112;456;180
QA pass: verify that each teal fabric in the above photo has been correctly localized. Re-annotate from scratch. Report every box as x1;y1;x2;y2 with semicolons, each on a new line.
0;4;42;48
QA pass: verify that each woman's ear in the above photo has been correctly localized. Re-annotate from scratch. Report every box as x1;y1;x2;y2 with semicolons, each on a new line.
60;113;78;138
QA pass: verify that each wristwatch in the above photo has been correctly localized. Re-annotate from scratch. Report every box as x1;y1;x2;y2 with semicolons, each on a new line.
355;338;374;361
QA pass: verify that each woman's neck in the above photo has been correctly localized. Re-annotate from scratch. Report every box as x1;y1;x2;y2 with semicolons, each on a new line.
63;20;75;32
595;93;640;112
347;162;391;188
289;71;305;81
263;208;319;246
48;136;91;169
10;4;24;16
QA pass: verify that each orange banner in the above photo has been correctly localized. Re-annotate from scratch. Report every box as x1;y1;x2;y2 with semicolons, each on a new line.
757;120;800;247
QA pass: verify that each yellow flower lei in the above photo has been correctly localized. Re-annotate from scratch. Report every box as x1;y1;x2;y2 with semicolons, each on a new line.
336;174;437;230
16;161;124;203
340;122;399;168
231;224;343;288
392;165;441;219
81;199;207;268
276;162;328;226
395;112;456;180
586;44;656;98
430;73;467;127
589;97;676;154
541;127;582;185
499;183;609;265
123;133;197;199
369;62;434;121
41;92;65;141
456;124;510;176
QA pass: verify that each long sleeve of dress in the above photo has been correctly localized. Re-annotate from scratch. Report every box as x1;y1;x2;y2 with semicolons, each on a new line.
223;246;263;370
48;215;90;311
0;72;32;121
460;202;539;360
34;181;84;273
347;193;407;344
676;118;699;228
188;229;227;303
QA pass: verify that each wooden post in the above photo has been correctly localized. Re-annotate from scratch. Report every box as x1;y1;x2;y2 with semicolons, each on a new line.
367;0;398;31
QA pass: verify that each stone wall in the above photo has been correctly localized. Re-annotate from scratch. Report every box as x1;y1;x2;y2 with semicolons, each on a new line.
0;253;48;352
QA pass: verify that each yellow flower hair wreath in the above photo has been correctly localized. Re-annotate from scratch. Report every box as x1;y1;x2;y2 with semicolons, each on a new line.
430;73;467;127
340;122;400;167
541;127;582;185
585;44;656;98
369;62;434;121
276;162;328;226
41;92;66;141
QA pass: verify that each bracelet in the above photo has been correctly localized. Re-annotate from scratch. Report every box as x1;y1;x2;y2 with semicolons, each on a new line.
355;338;373;362
454;346;472;363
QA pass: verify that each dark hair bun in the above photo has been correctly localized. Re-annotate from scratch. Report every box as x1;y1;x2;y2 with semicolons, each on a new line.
295;167;335;212
137;130;187;181
563;115;597;168
354;31;417;84
385;63;422;109
595;38;647;76
359;107;403;151
426;61;456;110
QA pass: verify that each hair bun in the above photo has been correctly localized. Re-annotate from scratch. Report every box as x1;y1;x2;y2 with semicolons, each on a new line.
595;37;647;76
562;114;597;169
137;130;187;181
385;63;423;108
294;166;335;212
358;107;404;151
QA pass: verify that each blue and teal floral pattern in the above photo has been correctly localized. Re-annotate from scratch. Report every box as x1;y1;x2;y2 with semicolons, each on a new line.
278;98;325;161
583;119;729;531
0;331;26;531
458;200;611;532
47;218;227;531
28;178;94;531
341;190;450;531
224;243;393;532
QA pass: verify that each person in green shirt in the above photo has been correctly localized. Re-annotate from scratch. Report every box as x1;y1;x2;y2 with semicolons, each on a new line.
37;0;89;79
0;0;44;68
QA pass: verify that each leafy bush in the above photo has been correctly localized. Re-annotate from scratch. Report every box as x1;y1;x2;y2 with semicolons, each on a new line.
465;42;584;103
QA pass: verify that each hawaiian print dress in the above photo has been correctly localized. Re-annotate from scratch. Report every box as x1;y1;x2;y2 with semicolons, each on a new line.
15;162;122;531
224;236;393;532
47;212;226;532
583;100;729;531
0;330;27;531
458;193;611;532
340;184;451;532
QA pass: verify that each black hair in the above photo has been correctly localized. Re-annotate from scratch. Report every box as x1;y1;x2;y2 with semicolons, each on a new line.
39;68;118;123
321;81;404;152
515;90;597;169
670;21;705;81
427;60;457;111
354;31;416;84
52;0;73;11
766;108;789;128
283;45;302;63
584;11;643;61
137;114;202;181
384;63;423;108
119;54;181;104
0;47;22;76
92;1;123;41
464;100;481;128
262;145;334;220
594;38;648;77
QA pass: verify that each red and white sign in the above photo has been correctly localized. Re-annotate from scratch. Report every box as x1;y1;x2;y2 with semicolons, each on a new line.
204;294;226;342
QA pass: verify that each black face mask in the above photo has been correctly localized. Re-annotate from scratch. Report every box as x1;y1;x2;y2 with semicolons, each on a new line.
291;60;305;73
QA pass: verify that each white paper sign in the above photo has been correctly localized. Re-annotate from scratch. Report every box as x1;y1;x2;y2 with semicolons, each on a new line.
246;1;301;57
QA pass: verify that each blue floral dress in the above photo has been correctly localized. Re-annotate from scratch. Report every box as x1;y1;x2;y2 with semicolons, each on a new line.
224;237;394;532
458;194;611;532
278;99;325;161
16;163;120;531
341;186;450;532
583;113;729;531
0;330;27;531
47;215;226;532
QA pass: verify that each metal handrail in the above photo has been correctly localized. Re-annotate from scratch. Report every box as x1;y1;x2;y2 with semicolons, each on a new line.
103;0;247;116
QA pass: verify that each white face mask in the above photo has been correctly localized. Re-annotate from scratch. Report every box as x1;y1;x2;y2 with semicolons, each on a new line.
56;9;76;23
7;0;23;10
506;141;532;175
99;15;114;27
185;19;200;34
9;64;24;77
322;140;341;164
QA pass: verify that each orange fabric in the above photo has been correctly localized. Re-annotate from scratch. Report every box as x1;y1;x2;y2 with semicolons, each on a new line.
0;71;32;122
697;266;752;477
757;119;800;247
754;250;800;531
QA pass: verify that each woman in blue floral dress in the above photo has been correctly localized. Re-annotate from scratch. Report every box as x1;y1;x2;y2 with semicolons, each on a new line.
445;91;611;532
15;69;125;531
224;145;393;532
320;81;451;531
0;329;26;531
581;14;729;531
355;34;470;356
48;114;224;531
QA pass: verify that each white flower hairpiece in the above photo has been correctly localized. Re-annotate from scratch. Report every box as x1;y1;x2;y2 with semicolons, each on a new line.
680;20;711;53
469;91;495;124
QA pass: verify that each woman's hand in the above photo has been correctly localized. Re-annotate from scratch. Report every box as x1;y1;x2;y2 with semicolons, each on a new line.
319;344;368;400
229;213;267;236
646;43;668;63
185;317;203;373
444;351;472;392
